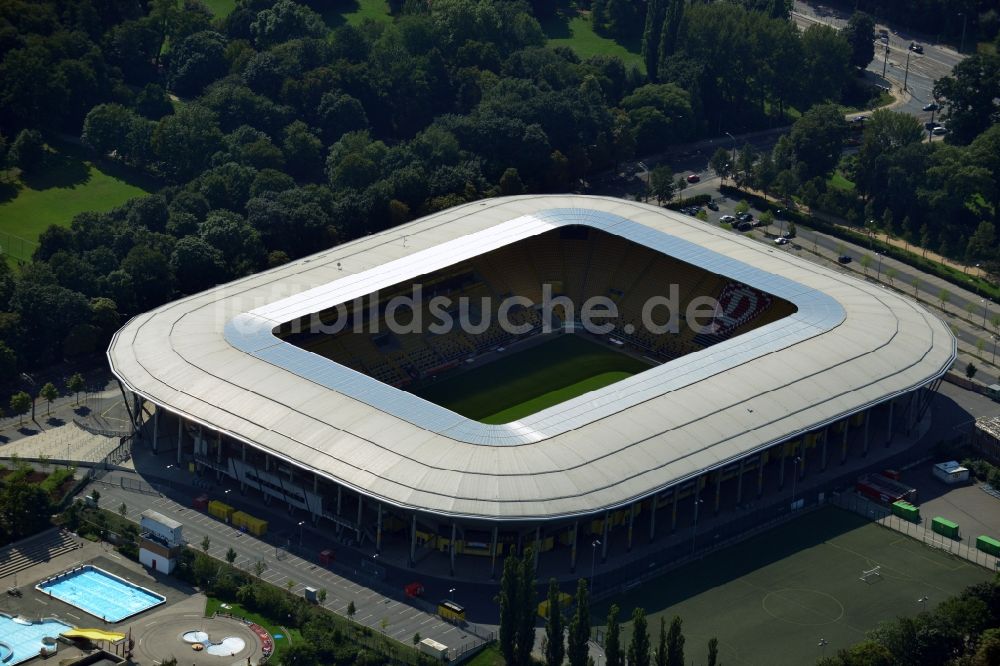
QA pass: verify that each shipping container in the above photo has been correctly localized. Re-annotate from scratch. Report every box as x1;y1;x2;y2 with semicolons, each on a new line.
932;517;959;539
319;549;335;566
437;600;465;623
977;535;1000;557
855;474;917;504
192;495;209;511
891;500;920;522
207;500;234;522
231;510;268;536
419;638;448;661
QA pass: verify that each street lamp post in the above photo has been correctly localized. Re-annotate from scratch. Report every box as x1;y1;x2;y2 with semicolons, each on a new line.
903;48;912;92
590;539;600;591
876;253;883;282
881;41;890;79
983;299;989;328
725;132;737;180
958;13;968;53
298;520;305;547
449;587;456;602
992;335;997;365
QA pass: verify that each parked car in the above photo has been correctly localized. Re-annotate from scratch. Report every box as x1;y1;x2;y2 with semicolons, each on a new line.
719;215;736;223
686;174;701;183
838;255;852;264
736;221;752;232
707;200;719;211
737;212;754;223
851;115;868;123
923;102;939;111
932;126;948;136
924;121;940;130
909;42;923;53
775;237;790;245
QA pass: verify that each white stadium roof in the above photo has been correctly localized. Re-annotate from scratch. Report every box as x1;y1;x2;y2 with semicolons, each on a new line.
109;195;955;522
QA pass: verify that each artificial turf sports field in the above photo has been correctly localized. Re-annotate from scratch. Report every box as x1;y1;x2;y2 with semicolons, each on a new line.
408;334;652;424
593;507;991;666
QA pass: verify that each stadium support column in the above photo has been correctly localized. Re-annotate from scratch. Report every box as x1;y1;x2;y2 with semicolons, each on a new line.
820;429;828;471
356;497;363;543
735;459;745;506
534;527;541;569
649;498;657;543
336;487;342;516
757;452;765;498
216;431;222;480
151;408;158;454
491;526;499;579
863;410;870;456
671;489;679;532
409;514;417;568
176;416;183;463
886;400;895;446
798;442;806;480
376;503;383;555
570;522;578;573
778;445;786;489
601;511;610;563
627;505;636;551
449;523;457;577
713;472;722;515
841;422;849;464
240;443;246;492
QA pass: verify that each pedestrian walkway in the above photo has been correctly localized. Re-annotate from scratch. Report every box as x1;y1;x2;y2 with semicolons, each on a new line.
0;424;120;464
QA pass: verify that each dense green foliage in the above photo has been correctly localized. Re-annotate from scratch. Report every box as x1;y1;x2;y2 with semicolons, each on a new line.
498;549;537;666
0;0;879;390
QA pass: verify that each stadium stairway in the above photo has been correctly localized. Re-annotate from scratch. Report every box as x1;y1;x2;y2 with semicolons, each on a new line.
0;528;81;581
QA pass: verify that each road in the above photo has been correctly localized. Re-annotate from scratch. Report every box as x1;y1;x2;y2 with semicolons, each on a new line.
792;0;965;125
664;174;999;371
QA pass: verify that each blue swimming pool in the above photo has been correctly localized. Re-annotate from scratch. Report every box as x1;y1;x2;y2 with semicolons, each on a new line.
35;565;165;622
0;614;71;666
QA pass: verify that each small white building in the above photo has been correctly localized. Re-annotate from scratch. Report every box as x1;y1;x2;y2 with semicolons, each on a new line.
139;509;183;574
933;461;970;485
418;638;448;662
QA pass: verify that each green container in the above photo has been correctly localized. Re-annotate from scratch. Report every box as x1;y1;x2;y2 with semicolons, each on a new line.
976;535;1000;557
892;501;920;523
932;517;960;539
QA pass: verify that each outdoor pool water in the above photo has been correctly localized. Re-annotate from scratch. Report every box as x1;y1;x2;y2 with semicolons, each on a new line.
0;615;72;666
35;565;165;622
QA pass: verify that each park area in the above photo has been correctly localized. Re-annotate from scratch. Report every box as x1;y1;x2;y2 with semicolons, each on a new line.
409;334;652;423
0;141;153;264
594;507;993;665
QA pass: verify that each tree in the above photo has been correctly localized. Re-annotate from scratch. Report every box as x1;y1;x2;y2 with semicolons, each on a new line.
251;0;326;48
933;53;1000;144
654;616;667;666
0;474;53;541
499;168;525;196
641;0;666;81
544;579;565;666
318;588;327;604
666;616;684;666
605;604;622;666
709;147;731;183
499;555;519;665
938;288;951;310
347;600;356;620
707;637;719;666
39;382;58;415
516;549;537;666
10;129;46;175
170;236;226;294
860;254;873;275
789;104;847;181
413;632;421;646
842;11;876;69
799;24;852;105
9;391;31;426
627;607;650;666
885;267;898;286
152;105;223;182
91;490;100;507
67;373;85;404
567;579;590;666
649;166;675;205
966;362;977;379
656;0;685;78
82;104;134;156
167;31;228;97
118;502;127;518
201;535;211;553
226;547;237;564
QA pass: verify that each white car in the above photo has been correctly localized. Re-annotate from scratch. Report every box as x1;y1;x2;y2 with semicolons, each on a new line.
775;237;790;245
719;215;735;223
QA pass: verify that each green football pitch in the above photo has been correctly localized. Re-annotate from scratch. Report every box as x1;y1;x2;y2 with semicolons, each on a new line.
408;334;652;424
594;507;992;666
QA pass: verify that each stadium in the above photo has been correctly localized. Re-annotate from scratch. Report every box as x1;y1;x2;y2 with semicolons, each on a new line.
108;195;955;577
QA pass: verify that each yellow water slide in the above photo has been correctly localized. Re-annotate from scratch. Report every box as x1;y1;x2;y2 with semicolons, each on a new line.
61;628;126;642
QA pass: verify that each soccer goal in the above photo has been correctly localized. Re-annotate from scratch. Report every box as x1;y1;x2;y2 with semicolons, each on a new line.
859;565;882;583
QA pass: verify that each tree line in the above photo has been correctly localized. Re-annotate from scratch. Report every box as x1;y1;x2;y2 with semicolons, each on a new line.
499;549;717;666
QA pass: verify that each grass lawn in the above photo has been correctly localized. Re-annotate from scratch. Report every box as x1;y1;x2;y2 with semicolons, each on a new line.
205;597;303;662
0;142;155;262
466;643;505;666
318;0;392;29
593;507;992;666
828;171;856;192
409;334;652;423
540;10;644;72
202;0;236;19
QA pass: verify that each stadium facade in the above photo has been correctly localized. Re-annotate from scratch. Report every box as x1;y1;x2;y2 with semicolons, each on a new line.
108;196;955;576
